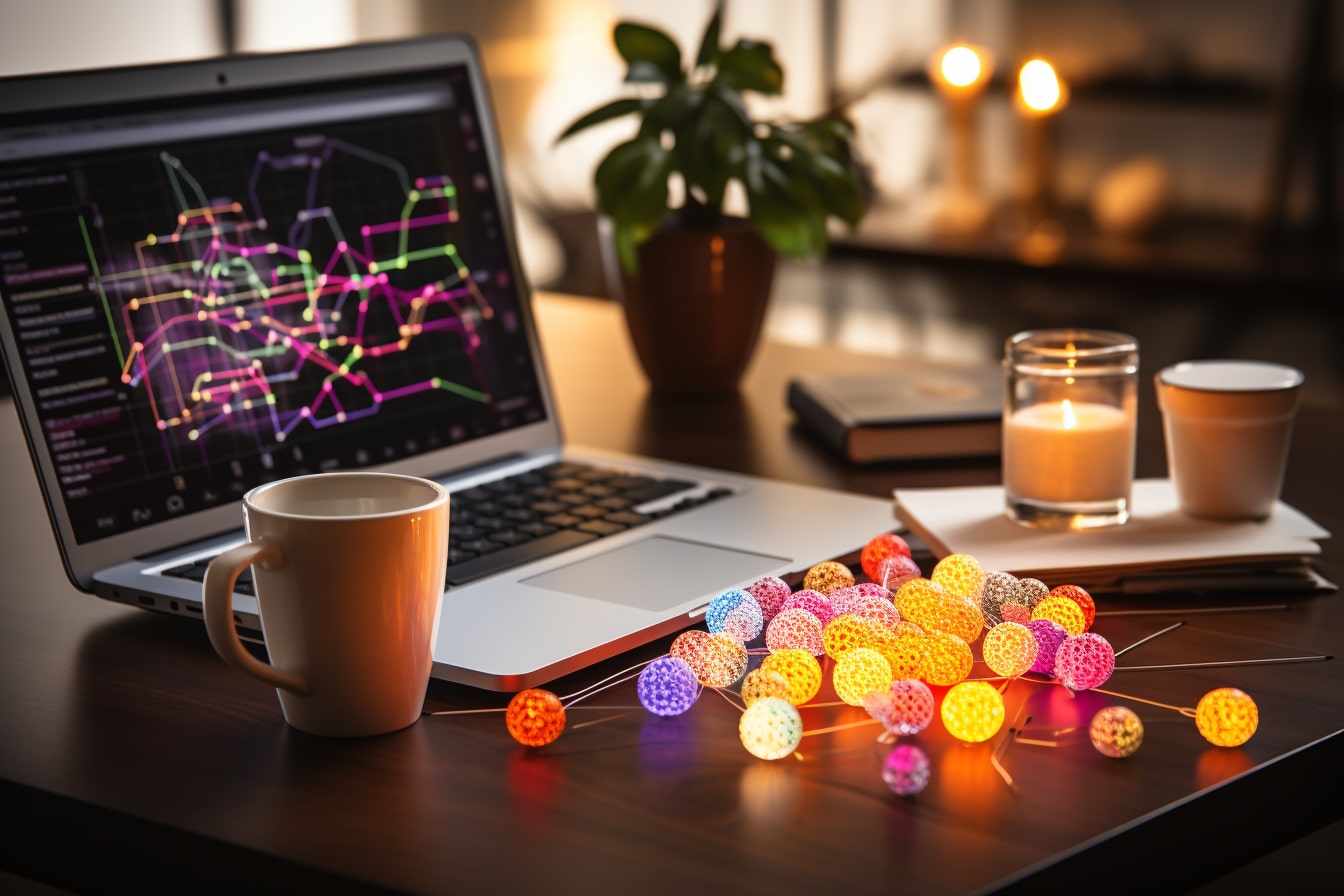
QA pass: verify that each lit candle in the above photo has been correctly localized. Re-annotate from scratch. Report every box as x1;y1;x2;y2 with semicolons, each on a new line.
927;43;992;235
1015;58;1068;216
1003;398;1135;504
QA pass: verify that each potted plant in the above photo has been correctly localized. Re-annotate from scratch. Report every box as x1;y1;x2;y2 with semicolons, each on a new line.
556;4;869;395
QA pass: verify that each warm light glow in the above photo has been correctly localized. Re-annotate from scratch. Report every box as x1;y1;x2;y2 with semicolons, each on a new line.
1061;398;1077;429
1019;59;1063;112
941;46;983;87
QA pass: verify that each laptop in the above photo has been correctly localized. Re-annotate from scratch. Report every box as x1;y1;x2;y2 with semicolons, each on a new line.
0;34;896;691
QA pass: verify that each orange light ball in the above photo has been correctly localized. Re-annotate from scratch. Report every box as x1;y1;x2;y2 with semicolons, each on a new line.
803;559;856;595
860;532;912;581
1090;706;1144;758
931;553;988;600
740;668;791;707
919;630;974;686
872;632;925;680
896;577;984;644
759;648;824;706
832;646;895;706
505;688;567;747
1031;594;1087;636
1049;584;1096;631
1195;687;1259;747
940;680;1005;743
981;621;1039;679
822;613;882;660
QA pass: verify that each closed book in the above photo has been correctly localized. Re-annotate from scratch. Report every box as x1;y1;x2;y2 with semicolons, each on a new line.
786;366;1003;463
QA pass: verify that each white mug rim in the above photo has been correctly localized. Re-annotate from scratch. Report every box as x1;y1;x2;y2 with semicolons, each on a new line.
1157;360;1304;394
243;471;448;521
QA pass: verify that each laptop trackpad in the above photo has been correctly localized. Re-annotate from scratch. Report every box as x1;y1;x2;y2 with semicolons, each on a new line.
522;536;789;611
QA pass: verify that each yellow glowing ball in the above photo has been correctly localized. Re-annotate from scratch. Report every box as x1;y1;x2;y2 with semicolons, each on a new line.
896;578;984;643
1195;687;1259;747
931;553;988;600
1090;705;1144;758
919;630;974;686
873;633;925;680
1031;594;1087;637
759;648;824;706
981;621;1040;679
832;646;895;707
940;680;1006;743
803;559;856;595
740;668;792;707
739;696;804;760
822;613;882;660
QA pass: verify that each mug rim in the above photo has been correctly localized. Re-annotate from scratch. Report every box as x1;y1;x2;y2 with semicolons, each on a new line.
244;471;448;520
1157;360;1304;394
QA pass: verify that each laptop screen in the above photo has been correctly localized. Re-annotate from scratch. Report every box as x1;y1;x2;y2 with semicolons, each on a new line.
0;62;547;545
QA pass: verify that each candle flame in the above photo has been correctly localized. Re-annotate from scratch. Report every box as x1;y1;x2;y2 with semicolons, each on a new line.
1061;398;1077;429
1019;59;1062;112
941;46;983;87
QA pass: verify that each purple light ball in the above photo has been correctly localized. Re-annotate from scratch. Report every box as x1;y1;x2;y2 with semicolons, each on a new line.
1026;618;1068;676
882;744;932;797
1054;632;1116;691
637;655;701;716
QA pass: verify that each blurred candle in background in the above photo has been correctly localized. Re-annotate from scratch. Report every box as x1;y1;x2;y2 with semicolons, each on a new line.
1015;58;1068;218
927;43;992;235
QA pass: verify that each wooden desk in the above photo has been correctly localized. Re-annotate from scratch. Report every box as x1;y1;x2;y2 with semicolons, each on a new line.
2;292;1341;893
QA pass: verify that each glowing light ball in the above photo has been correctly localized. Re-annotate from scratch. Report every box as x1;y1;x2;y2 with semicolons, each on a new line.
779;589;836;627
1018;577;1050;607
1001;602;1032;625
931;553;988;600
740;667;791;707
1053;632;1116;691
1090;705;1144;758
637;655;701;716
860;532;912;581
506;688;567;747
863;678;936;736
739;696;804;760
760;648;824;705
1049;584;1096;631
670;630;748;687
896;578;984;644
876;554;923;592
940;680;1006;743
705;588;764;642
1026;618;1068;676
1031;594;1087;636
822;613;882;660
1195;687;1259;747
978;571;1022;626
872;633;925;680
764;607;825;656
919;630;974;686
744;575;792;622
882;744;932;797
803;559;856;595
981;621;1039;679
833;646;894;706
835;591;901;631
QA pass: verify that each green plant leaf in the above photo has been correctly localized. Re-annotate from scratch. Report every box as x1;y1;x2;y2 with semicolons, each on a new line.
714;39;783;95
694;4;723;69
555;98;646;144
744;147;826;257
614;22;684;84
594;136;671;234
682;92;751;208
641;82;703;135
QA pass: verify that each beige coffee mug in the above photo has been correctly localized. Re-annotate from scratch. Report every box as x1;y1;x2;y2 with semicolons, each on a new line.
1155;360;1304;521
203;472;449;737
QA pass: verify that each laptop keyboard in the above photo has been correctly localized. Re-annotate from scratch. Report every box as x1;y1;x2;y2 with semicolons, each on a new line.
162;461;732;592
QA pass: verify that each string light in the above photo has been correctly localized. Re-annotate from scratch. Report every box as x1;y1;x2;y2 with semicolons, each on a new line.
705;588;764;642
833;646;894;707
637;655;701;716
744;575;792;623
982;621;1039;679
863;678;936;736
1089;706;1144;758
505;688;567;747
1049;584;1096;631
883;744;932;796
765;606;825;655
779;589;837;627
759;648;824;706
1031;593;1086;636
803;559;856;595
860;532;912;581
931;553;988;600
1195;687;1259;747
941;680;1006;743
1054;632;1116;691
739;696;804;760
740;667;791;707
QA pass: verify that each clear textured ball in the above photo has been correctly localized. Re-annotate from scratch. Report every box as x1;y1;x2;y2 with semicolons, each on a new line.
1090;705;1144;758
740;667;791;707
506;688;567;747
637;655;701;716
882;744;932;797
876;554;923;592
1054;632;1116;691
863;678;936;736
759;648;823;705
829;588;900;631
940;680;1005;743
779;589;837;627
979;571;1022;626
1195;687;1259;747
765;607;826;656
860;532;913;581
803;560;856;595
669;629;748;687
739;696;804;760
1017;578;1050;608
705;588;764;642
744;575;792;623
981;621;1039;679
833;646;894;706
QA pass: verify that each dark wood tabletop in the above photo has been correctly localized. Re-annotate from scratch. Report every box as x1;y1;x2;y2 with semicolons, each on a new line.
1;291;1340;894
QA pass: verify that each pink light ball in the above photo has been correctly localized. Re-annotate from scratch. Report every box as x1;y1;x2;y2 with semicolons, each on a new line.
705;588;764;642
876;554;923;592
759;648;823;705
1026;619;1068;676
1195;687;1259;747
803;559;856;595
744;575;792;622
779;589;837;627
981;621;1039;679
764;607;825;656
882;743;932;797
860;532;913;581
832;646;894;706
931;553;988;600
1049;584;1096;631
1001;602;1033;626
829;586;901;631
506;688;567;747
637;655;701;716
863;678;936;736
738;696;804;760
740;667;791;707
1053;632;1116;691
940;680;1006;743
670;630;748;687
1090;705;1144;758
1031;594;1087;637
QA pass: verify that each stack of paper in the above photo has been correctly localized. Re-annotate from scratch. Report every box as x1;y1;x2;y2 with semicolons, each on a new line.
893;479;1334;596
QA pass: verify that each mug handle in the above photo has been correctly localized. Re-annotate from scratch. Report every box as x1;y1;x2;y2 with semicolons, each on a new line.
203;542;310;696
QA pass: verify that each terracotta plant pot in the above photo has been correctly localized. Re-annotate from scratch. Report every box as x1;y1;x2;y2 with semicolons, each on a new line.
601;217;777;396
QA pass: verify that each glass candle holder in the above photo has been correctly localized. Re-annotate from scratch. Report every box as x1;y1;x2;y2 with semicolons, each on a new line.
1003;329;1138;529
